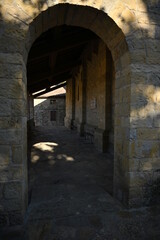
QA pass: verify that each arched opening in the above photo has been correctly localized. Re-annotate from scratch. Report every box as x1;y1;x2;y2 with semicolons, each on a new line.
24;4;131;224
1;1;160;237
0;3;134;232
27;24;115;208
25;4;131;213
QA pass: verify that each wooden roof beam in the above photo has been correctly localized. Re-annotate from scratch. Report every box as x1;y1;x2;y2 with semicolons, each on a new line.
28;73;71;93
33;82;67;98
28;32;97;63
27;61;80;86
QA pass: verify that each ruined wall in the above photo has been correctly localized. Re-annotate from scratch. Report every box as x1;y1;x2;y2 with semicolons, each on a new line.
34;96;65;126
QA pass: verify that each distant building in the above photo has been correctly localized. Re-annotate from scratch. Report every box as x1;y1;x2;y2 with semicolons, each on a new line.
34;87;66;126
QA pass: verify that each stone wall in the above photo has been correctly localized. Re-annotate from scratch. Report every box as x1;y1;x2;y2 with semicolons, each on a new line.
74;68;83;132
64;78;75;129
66;40;114;152
34;96;66;126
27;93;34;131
0;0;160;228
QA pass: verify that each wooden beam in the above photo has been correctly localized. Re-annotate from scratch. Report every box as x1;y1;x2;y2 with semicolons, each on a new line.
28;32;96;63
27;61;80;86
28;73;71;93
33;82;66;98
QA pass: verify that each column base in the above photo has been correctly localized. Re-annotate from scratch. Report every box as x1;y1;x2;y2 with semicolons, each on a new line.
64;117;72;129
94;128;109;152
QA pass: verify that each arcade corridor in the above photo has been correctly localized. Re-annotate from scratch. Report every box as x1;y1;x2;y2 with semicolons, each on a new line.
24;127;159;240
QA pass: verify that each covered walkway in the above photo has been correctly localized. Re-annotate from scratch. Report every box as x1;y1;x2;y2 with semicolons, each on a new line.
23;127;159;239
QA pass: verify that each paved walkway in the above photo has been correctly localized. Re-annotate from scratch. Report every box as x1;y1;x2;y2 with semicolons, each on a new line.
24;126;160;240
2;126;159;239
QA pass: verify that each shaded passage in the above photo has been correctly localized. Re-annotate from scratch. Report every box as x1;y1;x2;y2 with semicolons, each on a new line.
24;127;160;240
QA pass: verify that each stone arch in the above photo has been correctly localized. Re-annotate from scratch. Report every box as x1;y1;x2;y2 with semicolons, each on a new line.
2;0;156;227
25;3;131;206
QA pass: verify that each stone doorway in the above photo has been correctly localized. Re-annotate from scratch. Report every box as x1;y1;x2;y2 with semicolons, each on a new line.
27;22;115;214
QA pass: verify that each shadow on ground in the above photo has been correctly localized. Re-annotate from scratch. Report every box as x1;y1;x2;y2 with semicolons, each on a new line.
24;127;160;240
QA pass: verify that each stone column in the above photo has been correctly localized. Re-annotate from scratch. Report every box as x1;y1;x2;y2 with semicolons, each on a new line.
94;48;112;152
0;53;28;226
77;59;87;136
27;93;34;132
64;77;75;129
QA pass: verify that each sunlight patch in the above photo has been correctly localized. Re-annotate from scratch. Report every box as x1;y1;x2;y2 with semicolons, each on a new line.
33;142;58;152
57;154;74;161
31;155;39;163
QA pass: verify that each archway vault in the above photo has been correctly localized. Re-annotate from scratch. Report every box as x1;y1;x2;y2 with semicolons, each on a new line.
1;0;159;227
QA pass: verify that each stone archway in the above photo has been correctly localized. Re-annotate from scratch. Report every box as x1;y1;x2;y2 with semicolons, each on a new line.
1;1;159;227
26;3;131;207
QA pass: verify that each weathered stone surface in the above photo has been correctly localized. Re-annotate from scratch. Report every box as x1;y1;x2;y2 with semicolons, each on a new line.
0;166;23;182
0;184;3;199
0;146;11;166
137;128;160;140
0;129;22;144
0;78;26;99
0;35;25;54
0;0;160;230
4;182;22;200
0;213;8;227
130;157;160;172
2;198;22;211
12;146;22;164
0;117;22;129
0;63;25;79
0;99;26;117
9;211;23;226
130;140;159;159
34;96;66;127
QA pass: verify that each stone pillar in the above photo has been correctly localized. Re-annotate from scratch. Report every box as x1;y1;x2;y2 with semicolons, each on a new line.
27;93;34;132
94;48;112;152
0;53;28;227
65;77;75;129
127;35;160;207
77;59;87;136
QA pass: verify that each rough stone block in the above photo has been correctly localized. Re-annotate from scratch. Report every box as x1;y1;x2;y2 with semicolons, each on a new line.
137;128;159;140
154;114;160;128
130;140;159;159
94;128;109;152
0;129;22;145
129;157;160;172
0;63;24;79
9;211;23;226
0;117;22;129
130;116;153;128
12;146;22;164
129;171;147;187
0;212;8;227
0;166;22;182
2;198;22;212
0;99;11;117
0;78;26;100
0;183;3;199
0;35;24;54
4;182;22;199
0;146;11;166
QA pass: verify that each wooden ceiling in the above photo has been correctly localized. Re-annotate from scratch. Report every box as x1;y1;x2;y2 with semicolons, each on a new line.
27;25;98;96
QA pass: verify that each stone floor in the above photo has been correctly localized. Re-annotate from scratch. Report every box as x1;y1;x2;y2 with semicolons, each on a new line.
1;126;160;239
